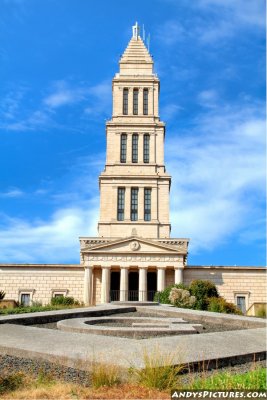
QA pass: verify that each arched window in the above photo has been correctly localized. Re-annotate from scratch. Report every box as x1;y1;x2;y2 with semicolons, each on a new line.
143;134;150;163
123;88;128;115
133;89;138;115
120;134;127;163
132;133;138;163
143;89;148;115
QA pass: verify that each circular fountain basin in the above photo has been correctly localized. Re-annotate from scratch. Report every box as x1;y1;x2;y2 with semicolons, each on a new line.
57;316;203;338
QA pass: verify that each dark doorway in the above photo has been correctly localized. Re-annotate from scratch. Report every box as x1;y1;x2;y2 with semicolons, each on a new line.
110;271;120;301
128;271;139;301
147;271;157;301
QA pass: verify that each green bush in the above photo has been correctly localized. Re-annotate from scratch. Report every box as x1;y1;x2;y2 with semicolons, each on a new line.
207;297;242;315
154;283;189;304
50;296;77;306
255;305;267;319
189;280;219;310
0;290;6;300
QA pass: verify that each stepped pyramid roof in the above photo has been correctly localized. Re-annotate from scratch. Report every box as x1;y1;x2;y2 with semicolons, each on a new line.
120;36;153;65
118;22;154;76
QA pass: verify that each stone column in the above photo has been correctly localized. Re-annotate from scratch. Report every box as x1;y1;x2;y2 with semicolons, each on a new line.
127;133;132;163
174;267;183;284
138;133;143;163
120;267;129;301
128;88;133;115
101;267;110;303
150;134;156;163
151;187;158;221
139;88;143;115
84;266;93;306
139;267;147;301
157;268;166;292
125;187;130;220
138;186;144;220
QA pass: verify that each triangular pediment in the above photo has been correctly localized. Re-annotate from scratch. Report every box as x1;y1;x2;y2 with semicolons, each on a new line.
81;237;184;255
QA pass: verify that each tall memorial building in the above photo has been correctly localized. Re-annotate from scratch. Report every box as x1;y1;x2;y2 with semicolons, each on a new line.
80;23;189;305
0;23;265;312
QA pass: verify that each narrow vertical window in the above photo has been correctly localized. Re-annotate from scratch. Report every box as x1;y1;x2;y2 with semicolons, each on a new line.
131;188;138;221
133;89;138;115
123;88;128;115
143;89;148;115
120;134;127;163
143;134;150;163
117;188;125;221
144;188;151;221
132;133;138;163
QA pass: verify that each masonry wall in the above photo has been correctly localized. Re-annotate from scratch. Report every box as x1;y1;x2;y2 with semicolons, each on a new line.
184;267;266;310
0;265;84;305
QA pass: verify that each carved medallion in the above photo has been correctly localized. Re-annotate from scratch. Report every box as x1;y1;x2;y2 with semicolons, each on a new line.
130;240;140;251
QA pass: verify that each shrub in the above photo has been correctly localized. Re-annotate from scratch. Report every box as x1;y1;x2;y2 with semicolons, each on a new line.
0;373;24;394
169;288;196;309
50;296;76;306
207;297;242;315
189;280;219;310
255;305;267;319
0;290;6;300
154;283;189;304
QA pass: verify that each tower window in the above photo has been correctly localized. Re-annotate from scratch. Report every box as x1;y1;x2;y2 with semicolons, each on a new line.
143;89;148;115
117;188;125;221
120;134;127;163
143;134;150;163
133;89;138;115
131;188;138;221
132;133;138;163
123;88;128;115
144;188;151;221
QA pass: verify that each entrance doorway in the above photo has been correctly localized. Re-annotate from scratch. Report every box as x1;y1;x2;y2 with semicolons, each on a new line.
147;271;157;301
110;271;120;301
128;271;139;301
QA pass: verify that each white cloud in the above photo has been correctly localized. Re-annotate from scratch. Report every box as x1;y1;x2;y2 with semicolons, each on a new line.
160;103;183;121
0;204;99;263
166;104;265;254
0;188;24;198
197;0;265;29
156;20;186;46
43;81;86;108
197;89;219;108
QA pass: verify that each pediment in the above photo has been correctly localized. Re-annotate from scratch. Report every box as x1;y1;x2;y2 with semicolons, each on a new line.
81;237;183;255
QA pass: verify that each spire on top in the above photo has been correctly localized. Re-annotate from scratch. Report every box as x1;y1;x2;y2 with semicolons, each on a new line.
132;22;140;40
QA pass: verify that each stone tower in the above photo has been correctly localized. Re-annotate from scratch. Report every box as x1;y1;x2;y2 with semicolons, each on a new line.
80;23;189;305
98;22;171;239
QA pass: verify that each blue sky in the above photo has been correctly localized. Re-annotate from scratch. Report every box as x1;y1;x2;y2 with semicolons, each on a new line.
0;0;265;265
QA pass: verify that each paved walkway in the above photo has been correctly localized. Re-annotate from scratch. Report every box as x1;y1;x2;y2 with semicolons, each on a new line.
0;305;266;370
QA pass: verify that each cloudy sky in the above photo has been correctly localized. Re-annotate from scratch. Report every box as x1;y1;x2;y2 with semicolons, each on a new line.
0;0;265;265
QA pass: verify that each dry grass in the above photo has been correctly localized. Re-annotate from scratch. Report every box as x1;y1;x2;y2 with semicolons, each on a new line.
130;344;185;390
91;361;122;388
1;380;169;399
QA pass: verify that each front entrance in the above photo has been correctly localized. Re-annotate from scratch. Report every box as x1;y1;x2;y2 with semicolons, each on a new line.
128;271;139;301
147;271;157;301
110;271;120;301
